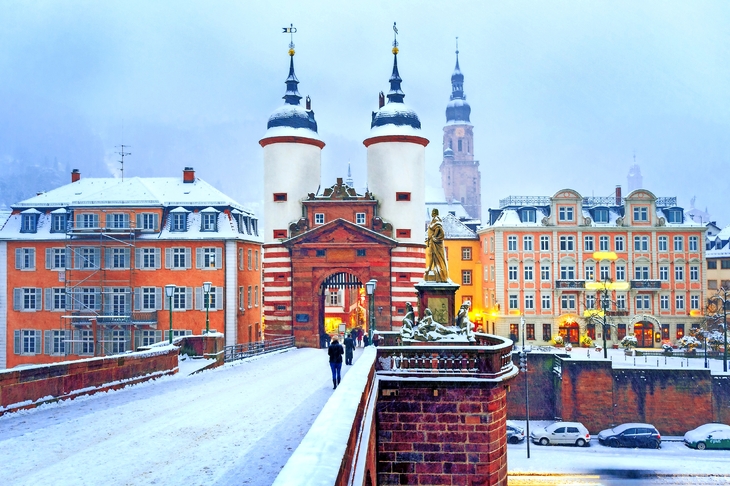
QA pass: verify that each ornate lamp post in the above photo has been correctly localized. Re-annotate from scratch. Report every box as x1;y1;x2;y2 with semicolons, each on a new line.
365;279;377;344
203;281;212;334
165;284;175;344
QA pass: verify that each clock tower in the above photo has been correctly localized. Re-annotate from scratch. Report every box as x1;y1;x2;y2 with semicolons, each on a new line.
439;43;481;220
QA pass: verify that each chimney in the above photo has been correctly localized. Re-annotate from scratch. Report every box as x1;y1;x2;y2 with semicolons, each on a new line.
183;167;195;183
306;95;311;110
378;91;385;108
615;185;622;205
71;169;81;183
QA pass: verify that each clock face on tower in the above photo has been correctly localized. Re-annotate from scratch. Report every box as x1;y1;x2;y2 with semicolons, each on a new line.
454;127;465;137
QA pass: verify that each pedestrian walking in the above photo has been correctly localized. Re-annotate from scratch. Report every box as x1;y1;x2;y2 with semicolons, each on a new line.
363;334;370;347
328;336;344;389
344;332;355;365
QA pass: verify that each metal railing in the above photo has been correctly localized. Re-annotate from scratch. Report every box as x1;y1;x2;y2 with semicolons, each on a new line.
499;196;551;208
630;280;662;289
556;280;586;289
223;336;295;363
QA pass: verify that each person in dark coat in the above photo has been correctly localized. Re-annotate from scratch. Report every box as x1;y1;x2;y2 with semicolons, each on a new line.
344;333;355;365
328;336;344;389
363;334;370;347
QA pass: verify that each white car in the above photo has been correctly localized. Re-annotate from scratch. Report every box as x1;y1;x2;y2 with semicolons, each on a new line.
530;421;591;447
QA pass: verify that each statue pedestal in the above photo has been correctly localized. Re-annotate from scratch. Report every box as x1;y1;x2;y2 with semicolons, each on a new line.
414;280;460;326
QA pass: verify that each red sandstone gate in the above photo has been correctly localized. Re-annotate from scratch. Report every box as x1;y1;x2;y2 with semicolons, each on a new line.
318;272;366;346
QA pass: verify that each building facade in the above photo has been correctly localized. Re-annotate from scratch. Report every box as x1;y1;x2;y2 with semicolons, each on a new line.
441;212;483;328
479;188;705;347
0;168;262;369
439;47;481;221
261;43;428;347
706;225;730;294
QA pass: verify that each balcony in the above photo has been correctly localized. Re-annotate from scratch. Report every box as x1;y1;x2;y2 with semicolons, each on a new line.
555;280;586;289
96;312;158;325
630;280;662;290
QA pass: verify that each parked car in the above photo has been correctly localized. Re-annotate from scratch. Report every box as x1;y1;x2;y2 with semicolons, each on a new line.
506;421;525;444
598;423;661;449
684;423;730;450
530;422;590;447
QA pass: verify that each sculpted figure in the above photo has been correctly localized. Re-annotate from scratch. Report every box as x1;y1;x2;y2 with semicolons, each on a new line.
456;301;475;342
425;209;449;282
400;302;416;339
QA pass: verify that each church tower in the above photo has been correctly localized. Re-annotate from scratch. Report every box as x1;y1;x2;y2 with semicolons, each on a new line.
439;42;481;220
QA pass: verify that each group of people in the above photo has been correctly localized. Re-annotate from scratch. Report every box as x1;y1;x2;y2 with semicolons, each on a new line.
326;330;376;389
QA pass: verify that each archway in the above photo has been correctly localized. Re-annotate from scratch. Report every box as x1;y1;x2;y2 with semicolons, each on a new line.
318;272;366;347
634;321;655;348
558;315;581;345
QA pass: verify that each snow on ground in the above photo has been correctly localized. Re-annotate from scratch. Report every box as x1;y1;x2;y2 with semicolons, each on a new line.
0;346;365;486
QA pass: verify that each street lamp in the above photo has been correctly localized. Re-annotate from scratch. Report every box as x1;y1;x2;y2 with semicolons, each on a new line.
519;314;531;459
365;279;377;344
165;284;175;344
203;281;212;334
719;287;728;373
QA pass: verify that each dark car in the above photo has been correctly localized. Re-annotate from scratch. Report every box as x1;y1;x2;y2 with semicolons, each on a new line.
506;421;525;444
598;423;661;449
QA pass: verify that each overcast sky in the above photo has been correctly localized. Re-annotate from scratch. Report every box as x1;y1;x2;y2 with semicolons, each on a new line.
1;0;728;224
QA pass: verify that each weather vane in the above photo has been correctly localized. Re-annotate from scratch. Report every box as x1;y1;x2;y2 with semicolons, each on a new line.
283;23;297;56
392;22;399;54
456;36;459;54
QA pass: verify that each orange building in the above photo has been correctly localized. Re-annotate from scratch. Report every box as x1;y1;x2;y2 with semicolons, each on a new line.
479;188;705;348
0;167;262;369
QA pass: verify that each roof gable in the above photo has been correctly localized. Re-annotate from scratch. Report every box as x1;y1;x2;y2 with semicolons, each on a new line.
283;218;397;248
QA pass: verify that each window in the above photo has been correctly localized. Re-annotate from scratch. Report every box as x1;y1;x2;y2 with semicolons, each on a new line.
316;249;326;257
634;265;650;280
586;294;595;309
462;270;472;285
559;236;574;251
676;324;685;339
508;265;518;281
462;247;472;260
658;236;668;252
70;287;100;312
51;214;67;233
673;236;684;252
167;247;191;269
508;236;518;251
558;206;574;222
105;287;130;316
314;213;325;225
76;329;94;355
676;295;685;310
196;286;221;311
541;265;550;281
45;288;67;311
396;229;411;238
599;236;609;251
616;295;626;309
614;236;625;252
254;286;259;307
247;286;252;308
633;206;648;222
593;208;609;223
107;247;129;269
171;213;187;232
327;290;341;306
526;324;535;340
76;213;99;229
356;249;366;257
14;329;41;355
561;295;576;311
509;323;519;340
254;250;259;270
599;265;610;280
139;330;161;348
14;288;42;311
246;249;252;270
356;212;366;225
689;236;698;252
45;329;69;356
173;287;188;310
674;265;684;281
666;209;683;223
509;294;518;310
395;192;411;201
15;248;35;270
524;264;534;281
521;209;536;223
709;280;718;290
617;324;627;340
634;236;649;252
273;193;287;202
723;260;730;270
660;295;669;310
197;247;221;269
525;294;534;309
708;260;717;269
201;212;217;232
659;265;669;281
542;324;551;341
636;295;650;310
690;295;700;310
20;213;38;233
585;264;595;281
137;248;161;269
139;287;160;311
584;236;594;252
523;236;533;251
616;265;625;280
107;213;129;229
273;229;288;239
540;236;550;251
139;213;158;231
541;294;551;310
560;265;575;279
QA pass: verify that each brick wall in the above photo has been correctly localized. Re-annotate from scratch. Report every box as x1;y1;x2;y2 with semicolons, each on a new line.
506;353;557;420
377;380;510;486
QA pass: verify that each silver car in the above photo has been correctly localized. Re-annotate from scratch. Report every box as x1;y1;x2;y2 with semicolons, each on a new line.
530;421;591;447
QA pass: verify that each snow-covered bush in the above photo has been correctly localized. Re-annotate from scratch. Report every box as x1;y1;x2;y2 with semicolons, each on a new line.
552;335;564;346
580;335;593;347
661;343;674;354
677;335;700;351
620;335;638;350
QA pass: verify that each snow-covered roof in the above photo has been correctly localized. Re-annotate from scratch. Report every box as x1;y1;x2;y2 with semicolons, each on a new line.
261;121;322;143
490;208;549;227
426;201;471;220
442;213;477;239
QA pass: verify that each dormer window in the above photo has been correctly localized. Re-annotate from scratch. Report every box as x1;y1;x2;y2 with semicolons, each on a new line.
171;213;187;232
633;206;648;222
251;219;258;236
51;214;67;233
20;211;40;233
665;208;683;224
201;213;217;231
593;208;609;223
520;208;536;223
558;206;574;222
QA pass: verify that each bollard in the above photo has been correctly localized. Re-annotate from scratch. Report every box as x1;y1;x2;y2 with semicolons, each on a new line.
645;355;647;363
657;359;659;367
633;357;636;366
665;356;667;365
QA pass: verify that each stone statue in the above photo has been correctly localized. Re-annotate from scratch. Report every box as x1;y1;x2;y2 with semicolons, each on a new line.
400;302;416;339
414;308;454;341
456;301;475;342
425;209;449;282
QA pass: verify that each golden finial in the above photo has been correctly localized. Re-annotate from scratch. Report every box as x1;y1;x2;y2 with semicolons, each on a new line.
392;22;399;55
283;23;297;56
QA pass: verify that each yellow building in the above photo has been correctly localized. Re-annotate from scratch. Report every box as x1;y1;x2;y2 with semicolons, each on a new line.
442;213;484;330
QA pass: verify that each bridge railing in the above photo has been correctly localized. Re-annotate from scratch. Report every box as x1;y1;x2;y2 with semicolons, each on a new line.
223;336;295;363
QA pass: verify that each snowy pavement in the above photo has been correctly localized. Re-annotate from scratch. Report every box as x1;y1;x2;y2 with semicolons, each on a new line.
0;346;365;486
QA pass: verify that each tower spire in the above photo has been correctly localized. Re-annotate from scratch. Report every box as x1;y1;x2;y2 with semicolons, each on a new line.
387;22;405;103
346;161;354;187
450;37;465;101
282;23;301;105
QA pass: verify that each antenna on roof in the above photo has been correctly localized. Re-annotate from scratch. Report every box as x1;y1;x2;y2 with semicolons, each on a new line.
115;145;131;181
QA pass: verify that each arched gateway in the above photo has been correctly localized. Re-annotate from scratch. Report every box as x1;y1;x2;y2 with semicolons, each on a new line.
317;272;367;347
